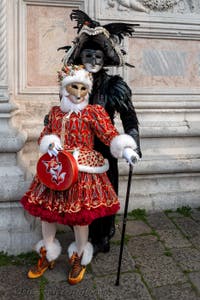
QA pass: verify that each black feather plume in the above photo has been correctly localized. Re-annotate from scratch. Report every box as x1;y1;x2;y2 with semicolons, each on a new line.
70;10;100;33
121;49;127;55
106;75;133;111
125;62;135;68
104;23;139;43
57;45;71;52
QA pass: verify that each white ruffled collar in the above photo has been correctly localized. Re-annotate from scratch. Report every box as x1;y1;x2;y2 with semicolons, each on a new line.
60;95;89;114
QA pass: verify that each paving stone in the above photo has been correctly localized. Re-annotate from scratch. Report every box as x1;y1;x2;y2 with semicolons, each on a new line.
118;220;152;236
173;217;200;239
91;243;135;276
167;212;185;218
147;212;175;230
0;265;39;289
127;235;165;258
1;288;40;300
152;282;200;300
135;255;186;288
94;273;152;300
44;278;97;300
111;224;122;242
157;229;191;249
189;271;200;294
190;235;200;250
172;247;200;272
191;210;200;223
43;254;69;282
0;265;40;299
173;218;200;249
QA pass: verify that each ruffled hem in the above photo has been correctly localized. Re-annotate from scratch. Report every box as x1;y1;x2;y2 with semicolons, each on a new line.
20;196;120;226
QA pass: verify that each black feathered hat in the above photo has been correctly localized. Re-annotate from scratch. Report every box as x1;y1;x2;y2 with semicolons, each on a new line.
59;10;139;67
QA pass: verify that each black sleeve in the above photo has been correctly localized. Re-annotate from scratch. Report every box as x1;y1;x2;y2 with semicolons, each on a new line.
44;114;49;126
107;75;142;157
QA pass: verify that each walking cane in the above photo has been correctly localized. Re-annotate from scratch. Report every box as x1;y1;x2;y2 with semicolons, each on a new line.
115;163;133;286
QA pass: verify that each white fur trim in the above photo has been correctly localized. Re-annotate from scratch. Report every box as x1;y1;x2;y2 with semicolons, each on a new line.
60;95;88;113
68;242;78;259
81;242;93;266
35;240;45;255
68;241;93;265
72;150;109;174
45;239;62;261
35;239;61;261
110;134;137;158
61;69;93;92
78;159;109;174
39;134;61;153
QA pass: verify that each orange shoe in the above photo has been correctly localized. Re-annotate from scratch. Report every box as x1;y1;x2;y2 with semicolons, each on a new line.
68;252;86;285
28;247;55;279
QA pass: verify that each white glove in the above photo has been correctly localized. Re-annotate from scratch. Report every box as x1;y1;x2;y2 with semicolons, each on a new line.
123;147;140;166
48;142;63;157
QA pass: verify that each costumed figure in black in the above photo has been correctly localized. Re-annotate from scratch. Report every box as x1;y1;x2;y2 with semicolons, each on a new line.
55;10;142;255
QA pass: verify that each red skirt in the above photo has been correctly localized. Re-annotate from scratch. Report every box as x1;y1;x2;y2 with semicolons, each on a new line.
20;171;120;226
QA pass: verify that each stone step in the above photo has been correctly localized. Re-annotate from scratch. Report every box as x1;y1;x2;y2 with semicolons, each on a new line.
118;172;200;212
119;157;200;175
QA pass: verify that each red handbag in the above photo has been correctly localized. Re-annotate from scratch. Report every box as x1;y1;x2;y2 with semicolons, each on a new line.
37;150;78;190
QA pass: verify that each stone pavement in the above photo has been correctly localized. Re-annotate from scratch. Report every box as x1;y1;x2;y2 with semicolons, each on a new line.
1;208;200;299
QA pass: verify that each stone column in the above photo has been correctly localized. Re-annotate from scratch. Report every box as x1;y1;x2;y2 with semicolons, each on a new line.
0;0;41;255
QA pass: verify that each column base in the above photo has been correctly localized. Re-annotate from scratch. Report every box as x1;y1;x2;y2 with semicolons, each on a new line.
0;201;41;255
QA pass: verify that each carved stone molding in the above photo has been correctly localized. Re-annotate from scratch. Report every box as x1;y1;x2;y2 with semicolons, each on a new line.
106;0;200;13
107;0;149;12
142;0;179;11
177;0;200;14
107;0;180;12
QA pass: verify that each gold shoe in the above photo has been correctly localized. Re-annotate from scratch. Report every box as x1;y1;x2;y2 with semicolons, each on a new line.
28;247;55;279
68;252;86;285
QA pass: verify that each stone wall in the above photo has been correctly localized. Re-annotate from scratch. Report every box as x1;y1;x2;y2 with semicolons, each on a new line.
1;0;200;254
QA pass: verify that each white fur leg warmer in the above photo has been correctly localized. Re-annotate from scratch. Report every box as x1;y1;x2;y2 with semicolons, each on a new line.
68;241;78;259
81;242;93;266
35;239;62;262
68;241;93;266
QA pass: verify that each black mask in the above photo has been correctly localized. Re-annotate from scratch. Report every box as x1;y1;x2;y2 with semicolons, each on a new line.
81;49;104;67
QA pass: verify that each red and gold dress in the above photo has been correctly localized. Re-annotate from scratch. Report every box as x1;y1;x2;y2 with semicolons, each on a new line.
21;104;120;226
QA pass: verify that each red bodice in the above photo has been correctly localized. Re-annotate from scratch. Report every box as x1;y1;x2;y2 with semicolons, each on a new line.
39;104;119;152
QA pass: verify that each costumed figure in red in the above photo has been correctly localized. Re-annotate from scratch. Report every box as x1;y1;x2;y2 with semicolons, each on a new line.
20;65;137;284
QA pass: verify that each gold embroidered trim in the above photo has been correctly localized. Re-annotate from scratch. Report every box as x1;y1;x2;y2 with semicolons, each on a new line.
60;111;72;146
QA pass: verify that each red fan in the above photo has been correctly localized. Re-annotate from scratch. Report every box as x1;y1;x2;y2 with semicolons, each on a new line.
37;150;78;190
